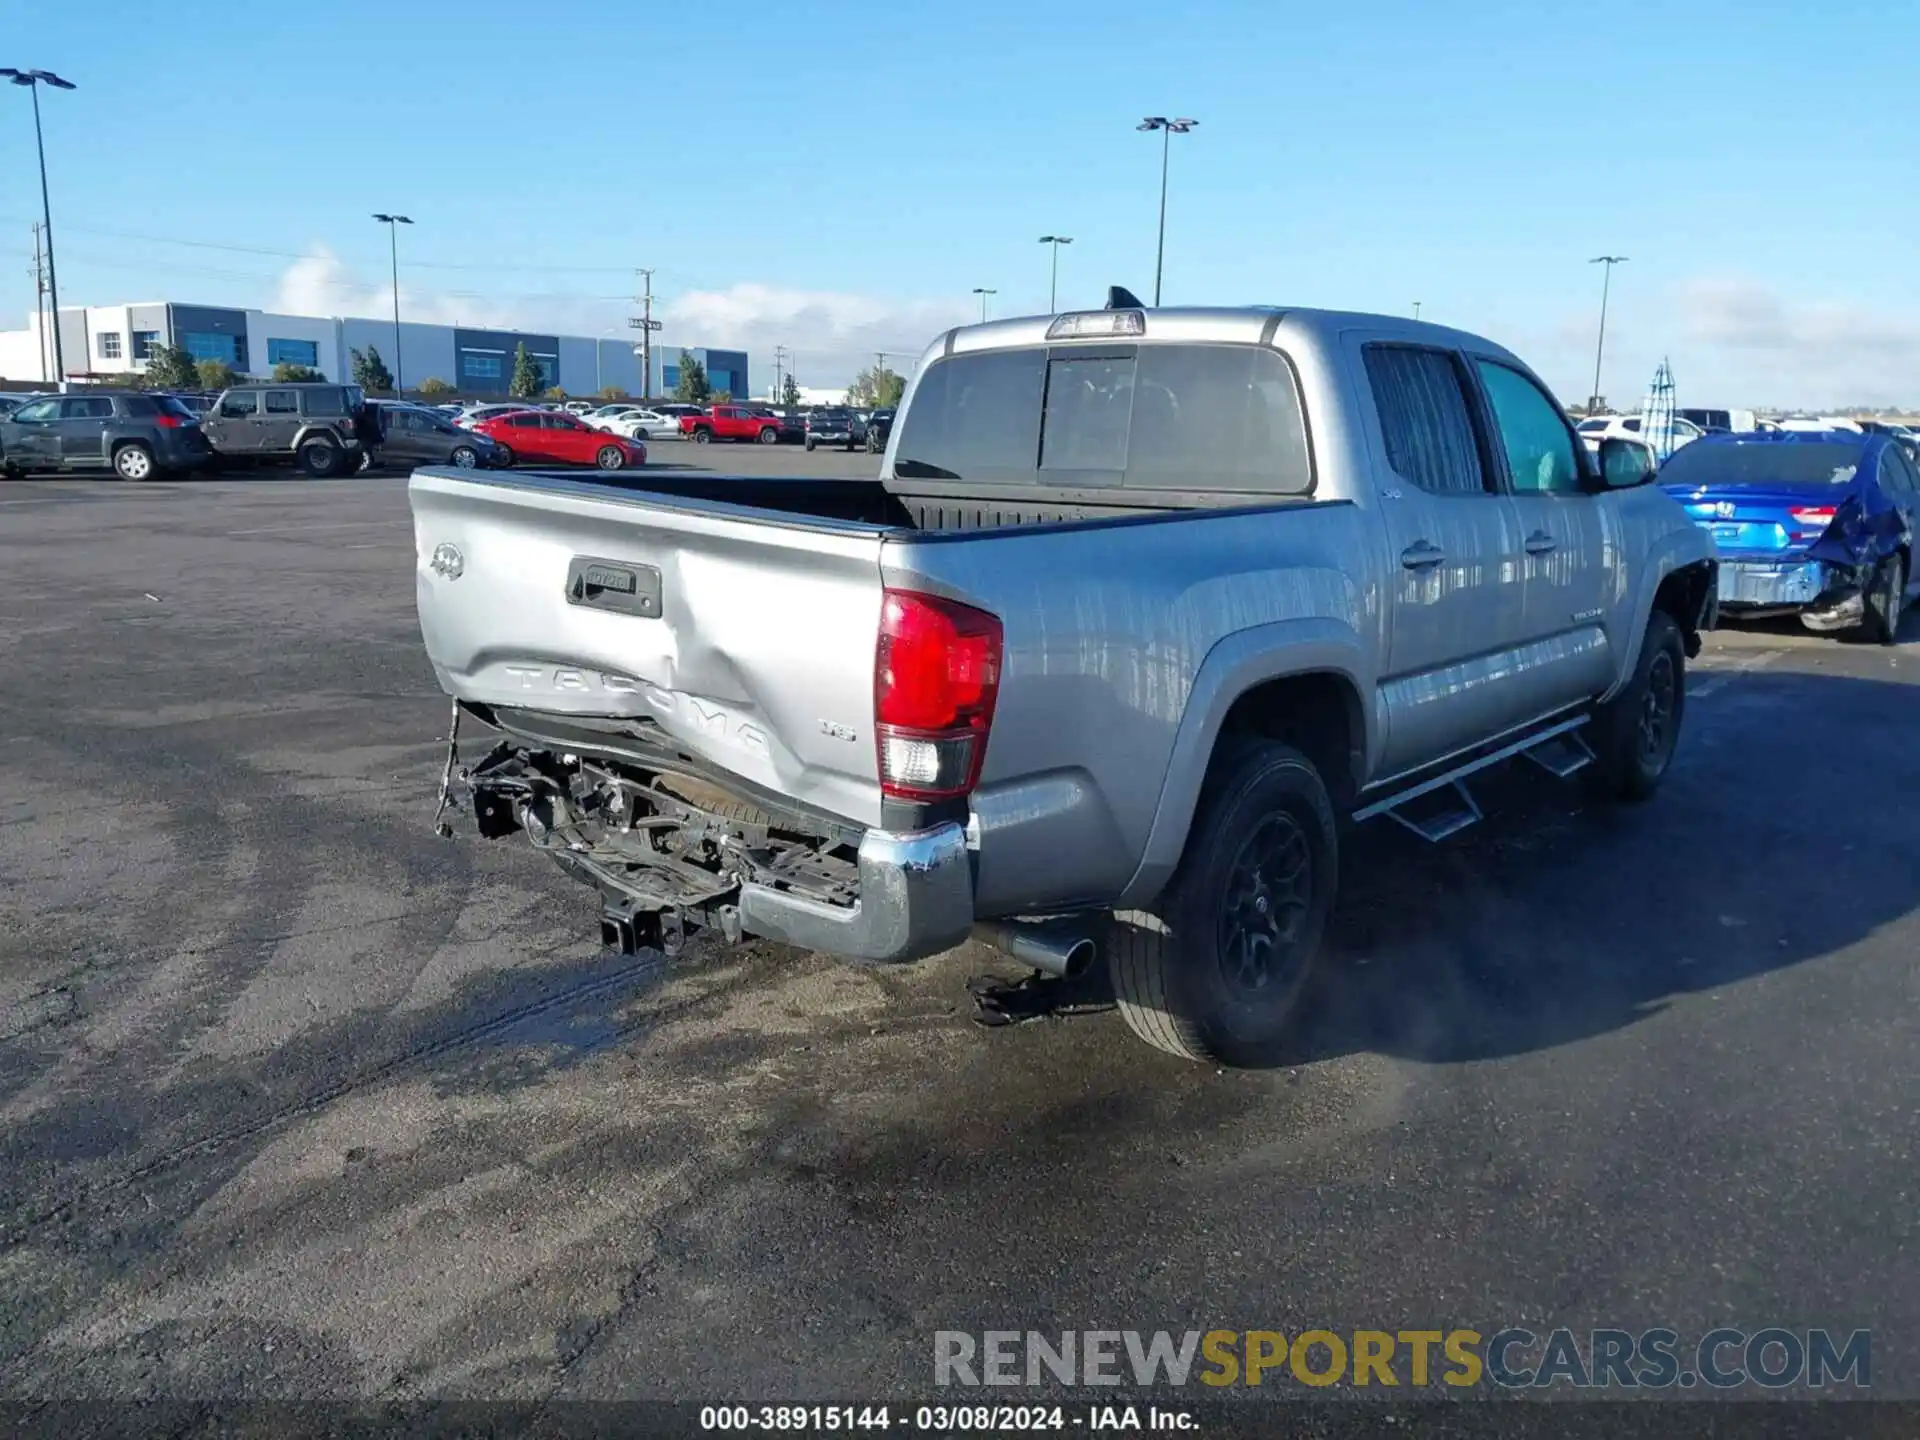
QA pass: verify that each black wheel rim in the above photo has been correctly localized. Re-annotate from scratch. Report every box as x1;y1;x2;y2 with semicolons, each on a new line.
1217;813;1312;996
1639;651;1676;764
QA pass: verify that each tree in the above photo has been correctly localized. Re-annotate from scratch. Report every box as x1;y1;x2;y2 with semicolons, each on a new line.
351;345;394;394
195;359;237;391
509;343;544;400
543;385;568;401
712;389;732;405
672;349;711;404
416;377;455;399
272;362;324;383
781;373;801;407
144;343;199;391
597;384;629;400
847;365;905;409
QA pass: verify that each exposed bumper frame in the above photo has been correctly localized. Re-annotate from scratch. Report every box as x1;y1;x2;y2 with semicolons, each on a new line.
736;822;975;963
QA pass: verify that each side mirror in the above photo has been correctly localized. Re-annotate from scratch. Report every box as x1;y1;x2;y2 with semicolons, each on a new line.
1598;436;1656;489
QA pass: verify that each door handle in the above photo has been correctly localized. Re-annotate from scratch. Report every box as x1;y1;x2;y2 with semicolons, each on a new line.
1400;541;1446;570
1525;531;1558;554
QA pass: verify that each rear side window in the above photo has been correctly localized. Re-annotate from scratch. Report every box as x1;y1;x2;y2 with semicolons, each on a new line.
1363;345;1490;495
264;391;298;414
121;395;159;417
304;387;347;417
218;392;258;417
61;397;115;420
1880;445;1916;495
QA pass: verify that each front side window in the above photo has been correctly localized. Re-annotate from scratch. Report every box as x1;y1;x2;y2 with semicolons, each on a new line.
97;332;123;360
218;392;259;418
10;399;58;423
264;391;298;414
1363;344;1490;496
1475;361;1582;495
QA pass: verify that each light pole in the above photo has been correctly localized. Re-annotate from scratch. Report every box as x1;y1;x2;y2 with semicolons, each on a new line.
371;213;412;394
1412;301;1422;320
972;287;997;323
3;68;77;390
1037;236;1074;313
1588;255;1627;410
1136;116;1196;307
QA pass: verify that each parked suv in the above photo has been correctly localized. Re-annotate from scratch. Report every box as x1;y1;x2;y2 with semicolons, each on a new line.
200;382;367;476
0;391;211;480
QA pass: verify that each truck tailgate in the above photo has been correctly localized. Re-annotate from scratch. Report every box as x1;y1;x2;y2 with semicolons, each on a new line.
411;468;890;827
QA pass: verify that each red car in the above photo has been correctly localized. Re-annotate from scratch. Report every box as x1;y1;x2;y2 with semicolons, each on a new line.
474;409;647;470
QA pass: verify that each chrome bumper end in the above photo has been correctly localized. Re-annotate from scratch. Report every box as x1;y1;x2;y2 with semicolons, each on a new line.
737;822;974;963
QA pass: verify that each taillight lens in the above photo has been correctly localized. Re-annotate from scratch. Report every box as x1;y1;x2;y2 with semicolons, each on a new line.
874;589;1002;800
1790;505;1836;537
153;413;183;428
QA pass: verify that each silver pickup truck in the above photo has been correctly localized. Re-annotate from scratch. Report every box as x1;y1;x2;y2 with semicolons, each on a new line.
411;303;1716;1066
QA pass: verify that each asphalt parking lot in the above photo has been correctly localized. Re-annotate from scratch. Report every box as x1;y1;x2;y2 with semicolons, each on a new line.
1;454;1916;1412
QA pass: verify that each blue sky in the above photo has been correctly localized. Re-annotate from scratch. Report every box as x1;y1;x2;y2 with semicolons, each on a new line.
3;0;1915;403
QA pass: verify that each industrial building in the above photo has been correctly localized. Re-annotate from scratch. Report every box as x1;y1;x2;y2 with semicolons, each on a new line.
0;302;749;400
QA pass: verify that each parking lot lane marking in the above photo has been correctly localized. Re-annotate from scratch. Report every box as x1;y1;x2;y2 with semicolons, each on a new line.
1692;647;1786;700
223;520;401;537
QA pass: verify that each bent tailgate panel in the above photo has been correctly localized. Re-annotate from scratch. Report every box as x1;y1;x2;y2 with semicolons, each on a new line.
411;468;888;827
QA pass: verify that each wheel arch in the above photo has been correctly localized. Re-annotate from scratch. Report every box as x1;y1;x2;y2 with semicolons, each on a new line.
1603;551;1718;704
1115;619;1376;910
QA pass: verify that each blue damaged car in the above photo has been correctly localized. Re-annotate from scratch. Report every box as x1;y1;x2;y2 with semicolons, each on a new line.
1661;430;1916;642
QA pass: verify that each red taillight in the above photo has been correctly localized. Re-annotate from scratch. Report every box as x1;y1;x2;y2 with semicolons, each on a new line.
1790;505;1836;537
874;589;1002;800
153;413;183;428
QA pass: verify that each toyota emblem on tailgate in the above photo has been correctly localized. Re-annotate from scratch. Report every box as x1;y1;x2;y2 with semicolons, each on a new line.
430;542;464;579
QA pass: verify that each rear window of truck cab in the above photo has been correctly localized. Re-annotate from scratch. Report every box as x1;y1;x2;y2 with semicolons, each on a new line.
892;342;1313;497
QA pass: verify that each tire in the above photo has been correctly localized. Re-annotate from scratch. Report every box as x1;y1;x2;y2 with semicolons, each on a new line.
692;428;712;444
865;430;883;454
450;445;479;469
297;438;340;478
595;445;626;471
1109;743;1339;1066
1587;609;1685;802
804;438;816;452
112;442;155;482
1862;552;1906;646
758;426;779;445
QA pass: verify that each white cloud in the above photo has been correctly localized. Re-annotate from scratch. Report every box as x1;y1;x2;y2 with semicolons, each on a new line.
660;283;971;389
268;259;967;391
1671;277;1920;409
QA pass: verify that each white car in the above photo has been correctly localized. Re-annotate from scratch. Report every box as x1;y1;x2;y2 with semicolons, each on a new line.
601;407;683;441
584;403;645;430
561;401;597;417
1574;414;1705;454
454;403;528;430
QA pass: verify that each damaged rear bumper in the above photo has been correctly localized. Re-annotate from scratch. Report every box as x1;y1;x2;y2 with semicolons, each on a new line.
1716;559;1865;630
737;823;974;963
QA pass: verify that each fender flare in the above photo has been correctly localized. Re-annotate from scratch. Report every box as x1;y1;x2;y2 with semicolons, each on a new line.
1601;533;1718;704
1115;617;1376;910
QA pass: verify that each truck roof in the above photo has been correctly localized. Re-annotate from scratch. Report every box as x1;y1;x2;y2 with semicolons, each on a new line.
925;305;1523;370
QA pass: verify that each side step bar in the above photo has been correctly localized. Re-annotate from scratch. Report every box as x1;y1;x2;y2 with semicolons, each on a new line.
1352;715;1591;843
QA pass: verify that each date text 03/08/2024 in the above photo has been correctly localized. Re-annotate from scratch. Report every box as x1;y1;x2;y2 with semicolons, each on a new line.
698;1405;1191;1432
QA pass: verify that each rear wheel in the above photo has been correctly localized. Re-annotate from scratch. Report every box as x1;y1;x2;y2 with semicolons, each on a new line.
1588;609;1685;801
494;443;515;466
865;429;883;454
757;426;778;444
450;445;479;469
1109;743;1338;1065
1862;552;1906;645
595;445;626;470
804;437;816;452
692;428;712;445
112;442;155;482
297;437;340;478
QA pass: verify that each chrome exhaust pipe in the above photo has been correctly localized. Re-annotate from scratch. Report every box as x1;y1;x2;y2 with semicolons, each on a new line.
973;921;1096;980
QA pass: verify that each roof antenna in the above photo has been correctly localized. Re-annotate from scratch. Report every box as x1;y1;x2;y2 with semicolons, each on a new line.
1106;285;1145;311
